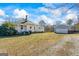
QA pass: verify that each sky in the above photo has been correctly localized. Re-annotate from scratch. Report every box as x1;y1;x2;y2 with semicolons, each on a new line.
0;3;79;25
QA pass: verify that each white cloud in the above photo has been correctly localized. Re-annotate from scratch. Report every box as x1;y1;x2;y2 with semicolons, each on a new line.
0;9;6;25
0;9;5;16
13;9;29;19
39;6;78;25
0;18;5;25
43;3;56;9
38;4;63;17
43;4;68;17
38;15;54;25
38;7;62;18
66;13;77;19
67;9;77;14
38;7;49;13
51;7;69;17
66;10;77;20
51;7;78;24
38;5;70;20
52;9;62;17
6;15;9;17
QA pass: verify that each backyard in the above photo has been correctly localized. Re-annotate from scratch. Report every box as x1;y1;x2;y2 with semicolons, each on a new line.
0;32;79;56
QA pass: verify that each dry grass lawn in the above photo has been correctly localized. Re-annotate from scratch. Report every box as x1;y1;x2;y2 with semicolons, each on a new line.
0;32;79;56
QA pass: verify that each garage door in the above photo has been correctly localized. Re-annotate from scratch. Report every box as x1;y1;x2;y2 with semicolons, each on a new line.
55;29;68;33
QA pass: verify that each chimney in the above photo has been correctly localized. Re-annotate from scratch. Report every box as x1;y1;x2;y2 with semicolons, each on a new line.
25;15;28;22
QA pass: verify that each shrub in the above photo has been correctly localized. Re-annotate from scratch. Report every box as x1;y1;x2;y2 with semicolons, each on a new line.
17;31;31;35
0;22;18;36
0;26;17;36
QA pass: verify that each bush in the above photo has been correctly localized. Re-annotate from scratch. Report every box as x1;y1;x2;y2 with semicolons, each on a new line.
18;31;31;35
0;22;18;36
29;31;32;34
0;26;17;36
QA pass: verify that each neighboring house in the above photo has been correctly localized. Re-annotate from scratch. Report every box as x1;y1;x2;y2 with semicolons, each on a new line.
54;23;77;34
15;20;44;33
54;24;69;34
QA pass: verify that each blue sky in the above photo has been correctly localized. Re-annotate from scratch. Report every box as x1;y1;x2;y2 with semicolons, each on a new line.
0;3;79;25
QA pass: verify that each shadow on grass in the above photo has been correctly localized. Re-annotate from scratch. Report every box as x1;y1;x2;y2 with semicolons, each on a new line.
0;34;31;39
0;32;44;39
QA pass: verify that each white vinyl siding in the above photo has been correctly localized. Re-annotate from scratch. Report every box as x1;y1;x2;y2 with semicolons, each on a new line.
54;25;68;33
15;24;44;33
55;29;68;33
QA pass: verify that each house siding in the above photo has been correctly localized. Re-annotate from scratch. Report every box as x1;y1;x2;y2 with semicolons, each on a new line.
54;25;68;34
15;22;44;33
55;28;68;33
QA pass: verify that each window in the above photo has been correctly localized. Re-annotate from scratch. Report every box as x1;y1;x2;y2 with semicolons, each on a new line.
30;26;32;29
39;27;40;29
21;25;23;29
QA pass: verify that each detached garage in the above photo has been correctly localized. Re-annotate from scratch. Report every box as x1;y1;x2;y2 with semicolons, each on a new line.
54;24;69;34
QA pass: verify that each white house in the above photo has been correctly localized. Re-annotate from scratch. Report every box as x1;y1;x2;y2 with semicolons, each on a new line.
15;20;44;33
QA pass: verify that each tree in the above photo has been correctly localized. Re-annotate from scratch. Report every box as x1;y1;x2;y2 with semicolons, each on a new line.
66;19;73;26
45;24;53;32
2;22;15;29
39;20;47;27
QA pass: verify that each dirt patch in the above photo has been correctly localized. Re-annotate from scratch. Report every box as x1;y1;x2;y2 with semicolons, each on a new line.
45;37;79;56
